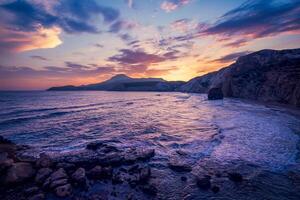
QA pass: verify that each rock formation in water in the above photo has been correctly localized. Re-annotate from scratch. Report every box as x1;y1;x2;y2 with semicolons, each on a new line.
179;48;300;106
48;74;185;92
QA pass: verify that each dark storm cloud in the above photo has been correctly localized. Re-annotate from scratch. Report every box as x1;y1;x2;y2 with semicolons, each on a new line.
203;0;300;39
213;51;252;63
0;0;120;34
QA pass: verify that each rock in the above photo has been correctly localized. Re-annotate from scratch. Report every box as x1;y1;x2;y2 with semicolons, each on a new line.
43;168;68;189
50;178;68;189
28;193;45;200
0;136;13;144
0;152;13;172
4;162;36;184
208;88;223;100
138;167;151;184
140;184;157;196
86;141;105;150
211;186;220;193
56;162;76;171
88;165;112;179
180;48;300;107
112;172;124;184
168;158;192;172
71;167;86;184
54;184;72;197
124;148;155;163
24;186;40;196
50;168;68;181
36;153;53;168
35;168;53;184
228;172;243;182
196;175;211;190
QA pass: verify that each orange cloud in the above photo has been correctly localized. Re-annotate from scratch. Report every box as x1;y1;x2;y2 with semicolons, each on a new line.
0;26;62;53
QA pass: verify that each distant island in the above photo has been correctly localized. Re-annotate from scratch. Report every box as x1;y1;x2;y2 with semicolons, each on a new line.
48;74;185;92
48;48;300;107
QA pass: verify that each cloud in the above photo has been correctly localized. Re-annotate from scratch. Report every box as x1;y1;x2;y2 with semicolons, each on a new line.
203;0;300;40
30;55;49;61
213;51;251;63
126;0;134;9
109;20;136;33
108;49;180;66
0;26;62;53
0;0;119;52
160;0;189;12
94;43;104;48
0;63;116;78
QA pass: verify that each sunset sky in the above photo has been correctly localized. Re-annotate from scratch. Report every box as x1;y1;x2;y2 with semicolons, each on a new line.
0;0;300;90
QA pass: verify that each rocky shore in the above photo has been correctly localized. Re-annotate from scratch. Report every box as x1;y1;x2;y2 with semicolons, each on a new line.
1;135;300;200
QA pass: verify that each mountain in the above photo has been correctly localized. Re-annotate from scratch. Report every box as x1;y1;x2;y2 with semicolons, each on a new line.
179;48;300;107
48;74;185;92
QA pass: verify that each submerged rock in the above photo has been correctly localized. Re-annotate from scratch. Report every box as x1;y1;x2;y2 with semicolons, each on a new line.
208;88;223;100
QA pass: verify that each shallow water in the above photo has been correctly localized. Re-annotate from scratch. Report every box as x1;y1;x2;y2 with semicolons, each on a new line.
1;91;300;199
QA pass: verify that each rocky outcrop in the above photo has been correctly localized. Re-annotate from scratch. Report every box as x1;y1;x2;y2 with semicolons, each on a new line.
208;88;223;100
179;48;300;106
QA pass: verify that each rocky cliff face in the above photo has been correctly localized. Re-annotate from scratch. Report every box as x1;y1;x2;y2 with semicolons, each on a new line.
179;48;300;107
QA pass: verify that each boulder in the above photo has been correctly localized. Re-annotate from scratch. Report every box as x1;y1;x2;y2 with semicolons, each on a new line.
28;193;45;200
87;165;112;179
54;184;72;197
0;152;13;172
50;178;68;189
208;88;223;100
50;168;68;181
4;162;35;184
36;153;53;168
35;168;53;184
71;167;86;184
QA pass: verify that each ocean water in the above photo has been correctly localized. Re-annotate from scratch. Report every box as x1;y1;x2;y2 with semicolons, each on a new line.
0;91;299;171
1;91;300;199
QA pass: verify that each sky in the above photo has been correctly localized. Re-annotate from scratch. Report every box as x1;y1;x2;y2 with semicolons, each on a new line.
0;0;300;90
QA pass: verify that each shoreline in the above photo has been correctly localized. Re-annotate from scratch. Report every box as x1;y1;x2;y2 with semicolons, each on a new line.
1;135;300;200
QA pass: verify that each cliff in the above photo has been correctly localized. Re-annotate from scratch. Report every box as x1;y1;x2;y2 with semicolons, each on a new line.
179;48;300;106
